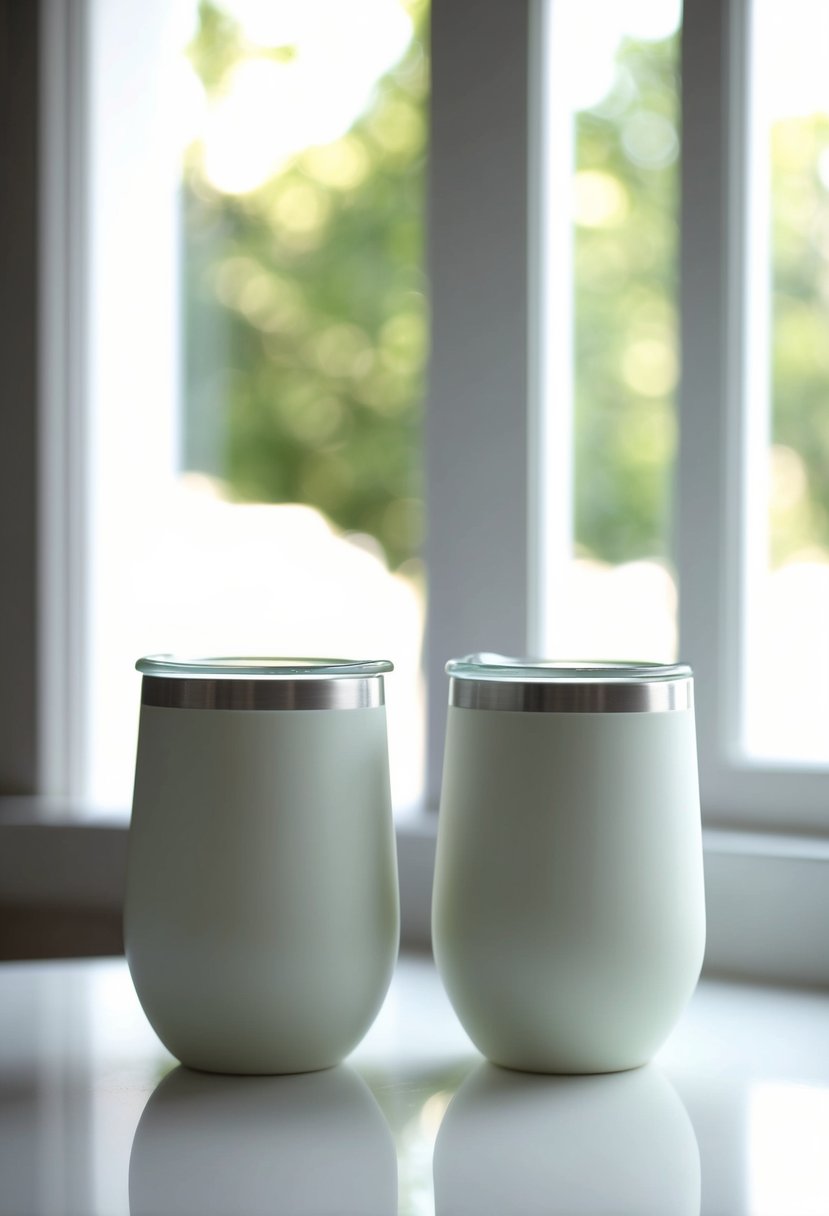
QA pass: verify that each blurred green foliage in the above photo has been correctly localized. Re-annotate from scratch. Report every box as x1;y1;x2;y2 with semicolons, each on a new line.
183;5;829;574
771;114;829;565
573;35;679;565
183;0;427;570
574;34;829;570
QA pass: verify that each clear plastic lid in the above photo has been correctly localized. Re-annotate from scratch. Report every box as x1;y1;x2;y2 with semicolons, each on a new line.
136;655;393;679
446;654;690;683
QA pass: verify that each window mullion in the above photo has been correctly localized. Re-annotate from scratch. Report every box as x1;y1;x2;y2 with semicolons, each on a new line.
425;0;534;807
678;0;747;820
39;0;90;800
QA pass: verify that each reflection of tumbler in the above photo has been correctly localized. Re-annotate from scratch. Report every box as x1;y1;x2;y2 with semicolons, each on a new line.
125;656;399;1074
433;1062;700;1215
130;1064;397;1216
433;656;705;1074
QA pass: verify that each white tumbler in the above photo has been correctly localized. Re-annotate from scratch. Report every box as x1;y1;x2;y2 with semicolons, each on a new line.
125;656;399;1075
432;656;705;1074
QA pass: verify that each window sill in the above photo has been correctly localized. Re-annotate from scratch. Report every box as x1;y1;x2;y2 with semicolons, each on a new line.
1;797;828;986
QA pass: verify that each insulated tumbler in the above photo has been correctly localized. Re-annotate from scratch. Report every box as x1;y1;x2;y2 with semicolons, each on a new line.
432;655;705;1074
125;655;399;1074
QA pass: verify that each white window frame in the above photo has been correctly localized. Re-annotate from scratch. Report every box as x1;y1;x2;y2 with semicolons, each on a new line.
679;0;829;834
2;0;829;983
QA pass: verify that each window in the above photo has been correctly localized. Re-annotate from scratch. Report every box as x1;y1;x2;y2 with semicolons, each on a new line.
741;0;829;765
3;0;829;977
62;0;428;814
429;0;829;831
426;0;829;976
537;0;681;662
679;0;829;831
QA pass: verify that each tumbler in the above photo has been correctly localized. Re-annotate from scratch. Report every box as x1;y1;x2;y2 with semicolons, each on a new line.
432;655;705;1074
125;656;399;1074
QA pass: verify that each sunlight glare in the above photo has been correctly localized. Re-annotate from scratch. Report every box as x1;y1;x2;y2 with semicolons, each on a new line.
757;0;829;119
198;0;413;195
557;0;681;113
748;1083;829;1216
573;170;630;227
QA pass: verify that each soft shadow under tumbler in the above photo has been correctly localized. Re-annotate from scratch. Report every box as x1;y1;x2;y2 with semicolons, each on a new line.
125;656;399;1075
432;656;705;1074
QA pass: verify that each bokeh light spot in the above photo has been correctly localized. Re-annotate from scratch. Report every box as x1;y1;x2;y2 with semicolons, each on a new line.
573;170;630;227
621;338;678;396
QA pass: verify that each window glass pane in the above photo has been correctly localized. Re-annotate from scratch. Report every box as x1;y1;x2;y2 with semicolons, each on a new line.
743;0;829;763
541;0;681;662
85;0;427;810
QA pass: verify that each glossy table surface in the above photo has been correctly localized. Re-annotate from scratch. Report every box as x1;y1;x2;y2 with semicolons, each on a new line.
1;953;829;1215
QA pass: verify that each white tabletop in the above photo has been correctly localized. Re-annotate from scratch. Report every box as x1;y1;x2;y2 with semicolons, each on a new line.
1;954;828;1215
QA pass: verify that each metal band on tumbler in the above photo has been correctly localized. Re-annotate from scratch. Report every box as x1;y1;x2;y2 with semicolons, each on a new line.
141;675;385;711
449;672;693;714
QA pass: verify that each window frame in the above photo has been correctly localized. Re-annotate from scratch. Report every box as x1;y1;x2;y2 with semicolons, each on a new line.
2;0;829;981
678;0;829;834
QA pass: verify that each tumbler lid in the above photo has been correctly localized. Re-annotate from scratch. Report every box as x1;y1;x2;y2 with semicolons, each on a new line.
137;656;392;711
446;655;693;713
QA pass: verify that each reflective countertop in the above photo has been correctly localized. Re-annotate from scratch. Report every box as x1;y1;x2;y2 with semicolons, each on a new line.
1;954;828;1215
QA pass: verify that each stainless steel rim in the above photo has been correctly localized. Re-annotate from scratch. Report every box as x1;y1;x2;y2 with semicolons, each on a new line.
447;657;693;714
449;678;692;713
141;675;385;711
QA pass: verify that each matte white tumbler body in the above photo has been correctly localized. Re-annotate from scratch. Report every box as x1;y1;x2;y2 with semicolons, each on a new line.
432;658;705;1074
125;657;399;1075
